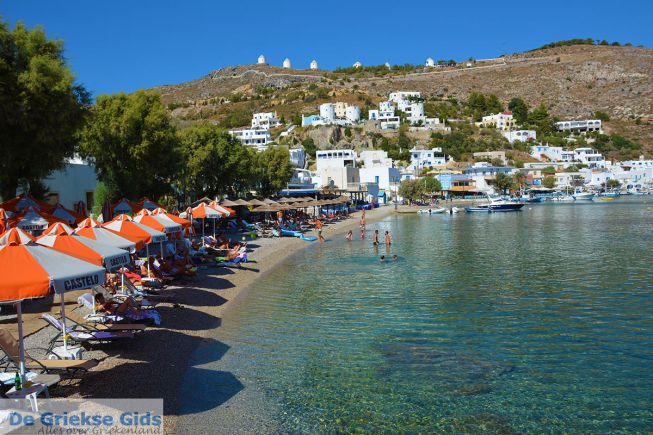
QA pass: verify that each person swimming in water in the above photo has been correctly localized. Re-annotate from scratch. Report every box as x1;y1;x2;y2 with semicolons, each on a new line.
392;254;398;261
373;229;379;245
379;255;385;262
345;230;353;241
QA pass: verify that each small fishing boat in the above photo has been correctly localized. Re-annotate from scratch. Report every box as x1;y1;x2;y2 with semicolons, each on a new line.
572;191;595;201
418;207;447;214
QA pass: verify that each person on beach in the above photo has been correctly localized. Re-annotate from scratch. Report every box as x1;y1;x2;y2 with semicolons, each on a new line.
361;209;366;225
360;227;365;240
316;218;325;243
385;230;391;245
345;230;353;241
373;230;379;245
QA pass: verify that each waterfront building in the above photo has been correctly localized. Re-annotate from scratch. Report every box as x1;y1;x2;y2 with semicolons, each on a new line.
359;150;400;191
463;162;514;178
573;147;606;168
554;119;602;134
316;149;357;172
476;112;516;130
228;128;271;151
310;60;318;70
503;130;536;143
252;112;281;129
283;58;292;69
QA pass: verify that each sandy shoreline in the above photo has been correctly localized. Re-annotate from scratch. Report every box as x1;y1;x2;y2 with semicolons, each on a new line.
13;206;395;433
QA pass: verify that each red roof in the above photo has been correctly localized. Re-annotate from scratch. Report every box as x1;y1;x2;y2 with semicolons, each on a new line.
501;111;513;115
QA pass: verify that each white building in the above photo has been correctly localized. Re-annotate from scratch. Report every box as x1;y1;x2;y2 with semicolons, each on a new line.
39;157;98;211
620;157;653;168
315;103;360;125
555;119;603;134
389;91;421;103
409;148;447;172
573;147;606;168
425;57;435;67
476;112;516;130
368;100;400;130
310;60;318;70
283;58;292;69
359;150;400;191
316;149;359;190
320;103;336;123
257;54;266;65
251;112;281;129
228;128;271;151
503;130;536;143
345;106;361;123
530;145;564;161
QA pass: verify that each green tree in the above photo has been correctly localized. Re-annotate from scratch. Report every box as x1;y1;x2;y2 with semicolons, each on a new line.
254;147;294;196
606;179;621;189
178;124;255;197
508;97;529;124
594;111;610;121
494;173;512;193
528;103;553;135
0;20;91;199
543;176;556;189
420;176;442;194
91;182;111;216
485;94;504;114
398;179;420;202
79;91;181;199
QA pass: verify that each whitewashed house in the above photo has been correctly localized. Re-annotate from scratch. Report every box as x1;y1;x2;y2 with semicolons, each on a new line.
316;103;360;126
316;150;359;190
503;130;536;143
359;150;400;192
228;128;271;151
476;112;516;131
555;119;603;134
38;157;98;211
409;148;448;173
251;112;281;129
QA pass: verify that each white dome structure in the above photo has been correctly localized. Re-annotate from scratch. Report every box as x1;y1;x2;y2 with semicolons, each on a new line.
310;59;318;70
283;58;292;69
425;57;435;67
258;54;266;65
384;62;391;70
353;61;363;69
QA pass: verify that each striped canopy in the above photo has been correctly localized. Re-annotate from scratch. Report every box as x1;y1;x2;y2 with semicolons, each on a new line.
152;208;191;228
77;217;102;228
113;198;137;214
50;203;84;226
0;228;35;246
103;215;167;244
8;208;66;233
36;231;130;270
74;226;139;253
208;201;234;216
0;194;50;214
0;234;106;301
133;213;182;234
191;203;223;219
42;222;75;236
136;197;164;212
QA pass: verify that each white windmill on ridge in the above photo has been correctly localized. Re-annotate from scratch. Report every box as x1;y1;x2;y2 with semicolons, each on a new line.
257;54;266;65
283;58;292;69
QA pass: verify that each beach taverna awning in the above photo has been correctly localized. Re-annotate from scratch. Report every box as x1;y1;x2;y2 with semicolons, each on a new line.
8;207;67;233
219;199;238;207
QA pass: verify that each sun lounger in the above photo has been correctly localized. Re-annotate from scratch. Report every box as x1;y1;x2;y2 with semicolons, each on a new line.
0;329;98;376
62;311;146;333
77;293;162;326
216;252;248;267
41;314;134;349
118;276;175;302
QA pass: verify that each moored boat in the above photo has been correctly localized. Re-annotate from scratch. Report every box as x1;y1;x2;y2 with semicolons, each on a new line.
465;197;525;212
417;207;447;214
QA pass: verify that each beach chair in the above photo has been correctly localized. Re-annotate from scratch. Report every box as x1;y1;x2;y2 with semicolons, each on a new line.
216;252;248;268
119;276;176;303
0;329;98;376
62;310;147;333
41;314;134;350
77;293;162;327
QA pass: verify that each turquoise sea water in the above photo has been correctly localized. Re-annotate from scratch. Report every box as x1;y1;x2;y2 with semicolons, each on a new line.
203;200;653;433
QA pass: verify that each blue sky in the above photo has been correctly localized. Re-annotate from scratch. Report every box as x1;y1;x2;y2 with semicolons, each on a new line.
2;0;651;96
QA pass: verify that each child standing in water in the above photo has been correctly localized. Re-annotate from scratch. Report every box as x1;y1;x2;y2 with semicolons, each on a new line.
373;230;379;245
345;230;353;241
385;230;391;245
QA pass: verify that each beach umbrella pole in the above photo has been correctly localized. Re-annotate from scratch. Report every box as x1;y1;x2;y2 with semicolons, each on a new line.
213;219;216;238
15;302;26;379
146;244;151;277
59;293;68;352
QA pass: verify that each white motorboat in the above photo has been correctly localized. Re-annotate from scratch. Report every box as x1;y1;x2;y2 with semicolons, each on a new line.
418;207;447;214
465;197;524;212
573;192;595;201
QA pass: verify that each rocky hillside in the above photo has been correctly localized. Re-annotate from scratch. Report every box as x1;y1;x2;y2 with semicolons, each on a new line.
155;44;653;151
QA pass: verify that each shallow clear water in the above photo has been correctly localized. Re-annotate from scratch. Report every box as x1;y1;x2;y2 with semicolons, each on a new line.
214;200;653;433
